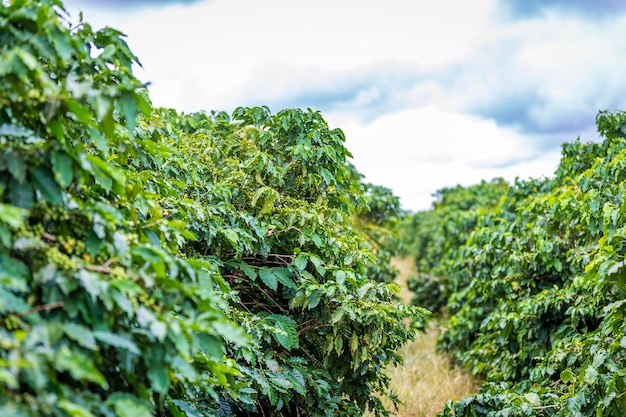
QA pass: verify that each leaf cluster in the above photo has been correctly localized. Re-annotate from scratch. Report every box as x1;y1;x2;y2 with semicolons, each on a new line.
401;179;508;312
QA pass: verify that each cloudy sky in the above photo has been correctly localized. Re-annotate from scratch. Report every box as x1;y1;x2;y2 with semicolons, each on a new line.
61;0;626;211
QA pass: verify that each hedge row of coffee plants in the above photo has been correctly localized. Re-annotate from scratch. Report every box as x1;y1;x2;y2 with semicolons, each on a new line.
0;1;428;416
401;179;509;312
404;110;626;416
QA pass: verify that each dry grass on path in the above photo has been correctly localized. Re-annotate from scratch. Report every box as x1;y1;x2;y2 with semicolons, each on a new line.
376;324;480;417
367;257;480;417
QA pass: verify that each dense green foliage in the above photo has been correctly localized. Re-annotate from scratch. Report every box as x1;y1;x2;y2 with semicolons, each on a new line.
401;179;508;312
405;110;626;416
357;184;405;286
0;1;427;416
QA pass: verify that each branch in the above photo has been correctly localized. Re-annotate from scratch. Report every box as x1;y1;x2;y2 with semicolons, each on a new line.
19;301;64;317
258;287;287;314
297;323;330;336
42;232;58;242
266;226;300;236
85;258;114;274
136;213;174;230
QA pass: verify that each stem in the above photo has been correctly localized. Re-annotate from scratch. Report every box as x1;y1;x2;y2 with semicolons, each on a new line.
85;258;114;274
19;301;64;317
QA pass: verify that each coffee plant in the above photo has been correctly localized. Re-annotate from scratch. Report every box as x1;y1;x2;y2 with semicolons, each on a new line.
404;110;626;416
0;1;428;416
401;179;508;312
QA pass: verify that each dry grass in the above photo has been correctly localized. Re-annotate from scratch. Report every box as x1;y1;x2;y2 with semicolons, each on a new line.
366;258;481;417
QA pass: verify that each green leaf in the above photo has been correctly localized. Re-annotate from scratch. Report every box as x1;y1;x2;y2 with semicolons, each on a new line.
294;254;308;270
93;330;140;354
111;397;153;417
239;263;257;281
331;308;344;324
6;153;26;184
0;287;29;315
212;321;249;347
171;400;203;417
15;49;38;71
0;204;27;229
251;186;279;215
308;254;325;275
350;333;359;355
9;180;34;209
273;267;297;289
30;166;63;205
0;368;18;390
150;320;167;342
290;290;307;309
147;363;170;394
63;323;97;350
286;369;306;395
524;392;540;406
357;282;375;299
47;24;73;61
259;268;278;291
57;400;96;417
197;333;226;358
54;346;108;388
269;374;292;391
87;155;126;194
78;270;108;299
269;314;298;350
334;335;344;354
51;151;74;188
584;366;599;384
560;369;575;383
308;290;322;309
118;91;138;130
333;270;346;285
66;99;94;126
219;228;238;250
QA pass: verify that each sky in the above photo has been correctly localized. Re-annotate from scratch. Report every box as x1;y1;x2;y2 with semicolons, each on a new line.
60;0;626;211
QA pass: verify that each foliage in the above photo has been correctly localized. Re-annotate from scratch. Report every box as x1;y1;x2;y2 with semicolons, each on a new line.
401;179;508;312
0;1;428;417
403;109;626;416
356;183;406;285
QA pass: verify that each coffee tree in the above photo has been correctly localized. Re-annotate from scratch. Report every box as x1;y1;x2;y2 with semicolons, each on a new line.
0;1;427;416
401;179;508;312
404;110;626;416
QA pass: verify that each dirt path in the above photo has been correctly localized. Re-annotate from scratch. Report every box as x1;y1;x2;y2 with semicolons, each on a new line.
371;257;480;417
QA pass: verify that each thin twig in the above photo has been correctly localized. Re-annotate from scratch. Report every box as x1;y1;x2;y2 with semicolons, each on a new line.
18;301;64;317
138;213;173;230
296;317;318;329
298;323;331;336
266;226;300;236
258;287;287;313
85;258;114;274
42;232;58;242
257;399;267;417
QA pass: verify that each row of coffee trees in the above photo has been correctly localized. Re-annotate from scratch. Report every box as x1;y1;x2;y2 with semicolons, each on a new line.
404;110;626;416
0;1;427;416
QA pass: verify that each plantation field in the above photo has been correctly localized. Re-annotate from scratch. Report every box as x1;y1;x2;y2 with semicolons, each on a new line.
3;1;626;417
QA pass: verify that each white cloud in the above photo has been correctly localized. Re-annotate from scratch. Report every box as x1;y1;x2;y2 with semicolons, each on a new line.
64;0;496;111
460;12;626;136
328;107;561;211
61;0;624;211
